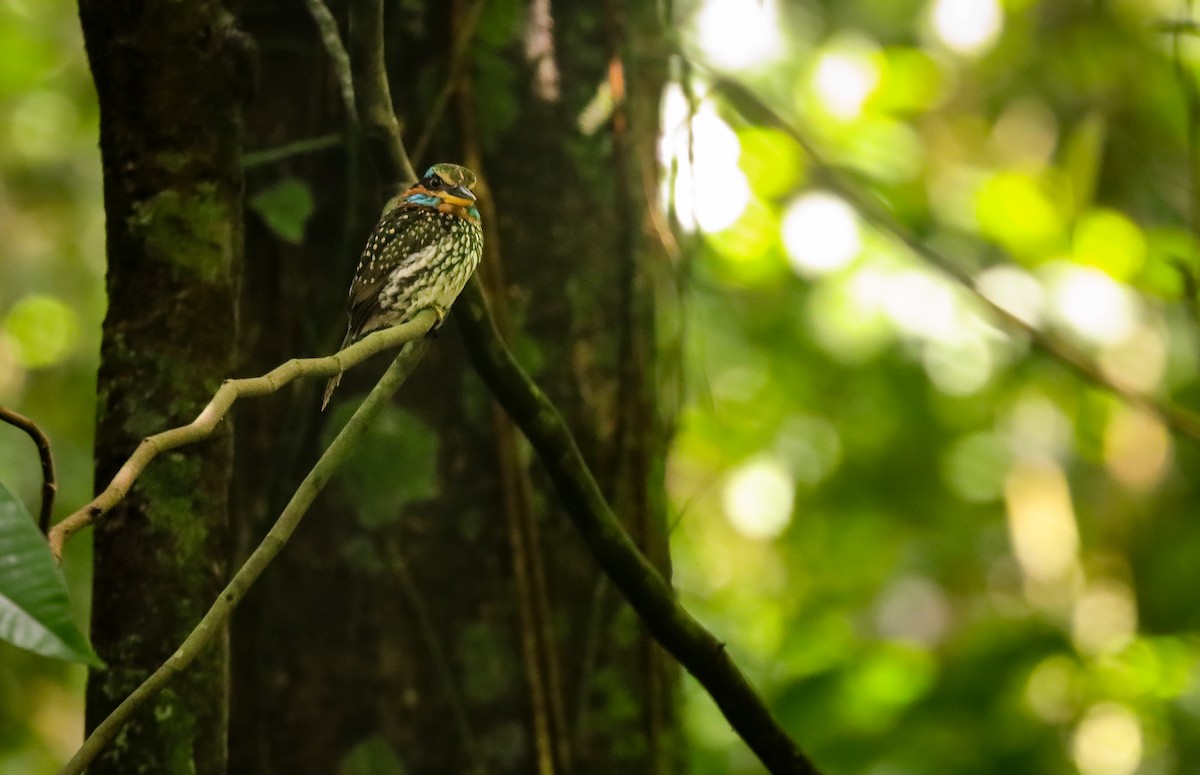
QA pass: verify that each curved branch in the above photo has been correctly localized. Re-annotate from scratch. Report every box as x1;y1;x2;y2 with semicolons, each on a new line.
0;406;57;534
456;278;821;775
47;310;438;560
59;338;433;775
709;75;1200;444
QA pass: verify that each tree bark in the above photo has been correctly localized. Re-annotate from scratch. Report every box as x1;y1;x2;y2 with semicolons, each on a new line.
230;2;677;774
79;1;245;772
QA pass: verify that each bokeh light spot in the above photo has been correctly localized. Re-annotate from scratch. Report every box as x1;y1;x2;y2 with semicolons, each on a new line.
1025;655;1079;722
930;0;1004;56
660;99;750;233
1004;461;1079;585
782;192;862;277
976;264;1045;328
721;457;795;540
1073;209;1146;281
941;431;1012;502
1104;407;1171;491
1072;703;1143;775
693;0;783;70
812;42;880;120
1046;264;1137;346
2;294;80;368
1072;579;1138;657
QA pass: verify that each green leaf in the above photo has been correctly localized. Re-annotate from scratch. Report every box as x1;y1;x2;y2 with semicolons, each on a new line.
249;177;315;244
338;735;406;775
0;480;103;667
325;403;441;530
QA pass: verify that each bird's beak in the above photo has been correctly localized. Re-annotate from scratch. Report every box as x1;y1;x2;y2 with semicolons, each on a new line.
439;184;477;207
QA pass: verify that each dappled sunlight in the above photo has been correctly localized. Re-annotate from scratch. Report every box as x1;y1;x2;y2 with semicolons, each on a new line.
2;294;79;369
1072;703;1143;775
781;191;862;277
1099;322;1167;395
810;38;880;122
1025;655;1079;723
928;0;1004;57
976;264;1045;327
1044;264;1138;347
991;98;1059;168
1103;408;1172;491
1003;460;1081;589
659;90;749;233
1072;579;1138;657
691;0;783;71
663;0;1200;770
721;456;794;540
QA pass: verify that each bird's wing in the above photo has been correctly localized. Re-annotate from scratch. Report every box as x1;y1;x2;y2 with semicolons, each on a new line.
344;207;451;341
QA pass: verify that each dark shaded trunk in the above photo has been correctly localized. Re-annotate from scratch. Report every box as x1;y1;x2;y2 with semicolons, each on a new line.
79;1;246;773
230;2;677;774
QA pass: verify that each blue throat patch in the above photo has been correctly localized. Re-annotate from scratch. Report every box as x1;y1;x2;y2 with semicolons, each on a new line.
404;192;480;220
403;193;442;208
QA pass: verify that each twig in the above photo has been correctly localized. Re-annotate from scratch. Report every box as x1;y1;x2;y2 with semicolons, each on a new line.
47;310;438;560
348;0;417;187
410;0;489;165
59;337;433;775
708;74;1200;444
456;278;821;775
302;0;364;292
242;134;343;168
303;0;359;133
0;406;57;534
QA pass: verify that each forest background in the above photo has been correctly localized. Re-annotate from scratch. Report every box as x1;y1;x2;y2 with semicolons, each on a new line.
3;0;1200;774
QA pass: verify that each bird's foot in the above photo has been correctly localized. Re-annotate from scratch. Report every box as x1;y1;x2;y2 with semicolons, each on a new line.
424;304;448;339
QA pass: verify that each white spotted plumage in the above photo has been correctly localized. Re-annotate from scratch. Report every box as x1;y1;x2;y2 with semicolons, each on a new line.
322;163;483;410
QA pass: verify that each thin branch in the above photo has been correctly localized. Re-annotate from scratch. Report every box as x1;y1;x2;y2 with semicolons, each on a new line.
302;0;365;289
410;0;489;165
708;74;1200;444
242;134;344;169
348;0;417;187
0;406;57;534
47;310;438;560
303;0;359;133
456;278;822;775
59;337;433;775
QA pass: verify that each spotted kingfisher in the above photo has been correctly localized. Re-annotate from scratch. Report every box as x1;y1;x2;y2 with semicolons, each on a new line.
322;163;483;409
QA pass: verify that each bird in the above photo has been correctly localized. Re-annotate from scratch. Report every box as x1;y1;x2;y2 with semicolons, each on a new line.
322;163;484;410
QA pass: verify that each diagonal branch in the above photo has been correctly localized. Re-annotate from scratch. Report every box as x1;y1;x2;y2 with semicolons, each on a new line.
456;278;822;775
709;75;1200;444
0;406;58;534
47;310;438;561
59;337;433;775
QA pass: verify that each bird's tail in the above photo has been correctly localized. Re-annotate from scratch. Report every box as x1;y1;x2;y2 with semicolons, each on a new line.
321;330;352;411
320;372;342;412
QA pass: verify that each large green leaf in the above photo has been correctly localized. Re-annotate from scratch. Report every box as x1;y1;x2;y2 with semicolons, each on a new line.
249;177;315;245
0;480;102;666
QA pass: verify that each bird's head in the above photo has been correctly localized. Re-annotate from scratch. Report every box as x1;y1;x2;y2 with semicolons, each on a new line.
398;163;481;221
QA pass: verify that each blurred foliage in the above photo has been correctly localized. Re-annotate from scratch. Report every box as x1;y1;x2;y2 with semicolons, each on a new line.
5;0;1200;773
0;0;101;771
670;1;1200;774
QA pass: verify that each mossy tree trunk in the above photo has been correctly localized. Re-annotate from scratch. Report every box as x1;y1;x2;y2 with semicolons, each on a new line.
231;2;677;774
79;0;246;772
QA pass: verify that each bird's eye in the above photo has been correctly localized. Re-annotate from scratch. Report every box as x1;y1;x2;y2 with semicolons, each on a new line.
425;176;443;190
